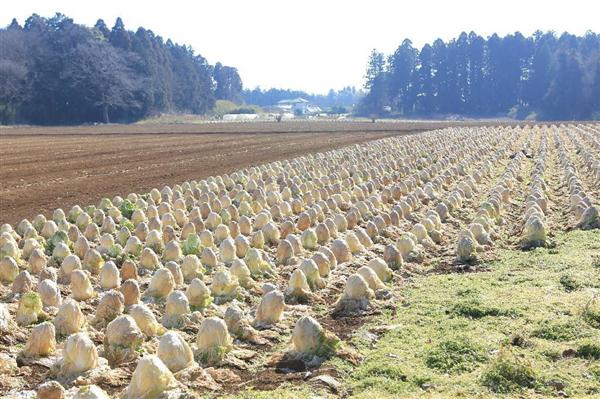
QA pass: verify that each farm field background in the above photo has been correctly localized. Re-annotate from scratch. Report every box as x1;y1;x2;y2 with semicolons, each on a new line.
1;121;599;399
0;120;510;226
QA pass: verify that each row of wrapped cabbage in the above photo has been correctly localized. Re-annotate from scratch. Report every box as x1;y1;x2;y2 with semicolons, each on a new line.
445;123;597;259
517;127;551;248
349;124;515;264
359;125;513;263
428;126;515;261
0;125;593;398
571;124;600;190
576;124;600;189
455;127;529;261
556;125;600;229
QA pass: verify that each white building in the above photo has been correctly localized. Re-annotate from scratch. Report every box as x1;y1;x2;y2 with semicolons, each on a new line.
276;98;322;115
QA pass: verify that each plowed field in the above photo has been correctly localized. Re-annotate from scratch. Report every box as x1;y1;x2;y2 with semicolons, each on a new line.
0;120;473;225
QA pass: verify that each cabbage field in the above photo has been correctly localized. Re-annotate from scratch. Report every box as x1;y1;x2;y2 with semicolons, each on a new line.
0;123;599;398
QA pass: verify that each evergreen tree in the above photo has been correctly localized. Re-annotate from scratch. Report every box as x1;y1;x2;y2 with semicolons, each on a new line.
358;30;599;120
364;49;385;89
387;39;417;114
454;32;470;112
467;32;486;114
431;38;451;113
8;18;21;30
414;44;434;114
592;62;600;115
110;17;131;50
214;62;243;103
524;32;555;110
94;19;110;39
542;51;585;119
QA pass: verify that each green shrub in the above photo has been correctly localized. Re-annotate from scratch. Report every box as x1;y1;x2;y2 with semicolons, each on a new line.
450;299;517;319
481;350;537;393
212;99;237;117
577;342;600;360
531;320;579;341
456;287;479;297
590;365;600;381
411;375;432;389
355;361;407;380
212;100;261;118
425;338;486;373
583;298;600;329
541;348;562;361
506;333;529;348
559;274;581;292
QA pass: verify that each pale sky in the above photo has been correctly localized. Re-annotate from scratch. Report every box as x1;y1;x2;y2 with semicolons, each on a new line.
2;0;599;94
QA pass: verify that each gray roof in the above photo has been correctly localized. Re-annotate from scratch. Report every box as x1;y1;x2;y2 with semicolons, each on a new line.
277;97;310;105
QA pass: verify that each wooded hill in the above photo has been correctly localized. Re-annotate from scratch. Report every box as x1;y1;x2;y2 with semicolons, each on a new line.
0;13;243;124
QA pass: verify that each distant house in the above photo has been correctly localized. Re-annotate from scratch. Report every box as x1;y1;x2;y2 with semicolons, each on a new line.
275;97;322;115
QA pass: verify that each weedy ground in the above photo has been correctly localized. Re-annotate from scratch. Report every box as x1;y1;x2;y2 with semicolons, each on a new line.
225;229;600;398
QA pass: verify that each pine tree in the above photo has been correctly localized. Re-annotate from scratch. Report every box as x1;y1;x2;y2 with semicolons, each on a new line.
110;17;131;50
364;49;385;89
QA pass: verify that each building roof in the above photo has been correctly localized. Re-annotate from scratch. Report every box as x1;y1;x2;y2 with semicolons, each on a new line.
277;97;310;105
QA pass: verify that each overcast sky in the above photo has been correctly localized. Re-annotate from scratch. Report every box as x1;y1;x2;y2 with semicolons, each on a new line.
3;0;599;94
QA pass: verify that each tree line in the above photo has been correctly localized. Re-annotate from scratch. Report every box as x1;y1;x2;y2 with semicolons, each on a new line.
0;13;243;125
358;31;600;120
